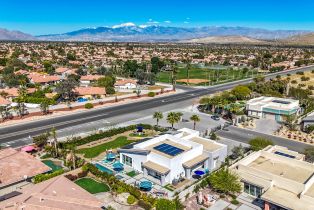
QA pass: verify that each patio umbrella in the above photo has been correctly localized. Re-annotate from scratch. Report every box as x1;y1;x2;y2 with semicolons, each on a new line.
139;181;152;191
21;145;36;152
106;153;116;160
112;161;124;171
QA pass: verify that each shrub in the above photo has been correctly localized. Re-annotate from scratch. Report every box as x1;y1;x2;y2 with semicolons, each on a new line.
291;80;297;84
296;71;304;75
127;195;136;204
156;199;176;210
85;103;94;109
210;132;218;140
147;92;156;97
249;137;273;151
33;169;64;184
138;200;152;210
65;174;78;181
308;85;314;90
77;170;88;178
301;76;310;81
312;70;314;73
231;199;240;205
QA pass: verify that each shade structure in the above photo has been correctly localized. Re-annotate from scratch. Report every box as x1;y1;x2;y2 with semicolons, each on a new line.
106;153;116;160
21;145;36;152
139;181;152;191
112;161;124;171
194;170;205;176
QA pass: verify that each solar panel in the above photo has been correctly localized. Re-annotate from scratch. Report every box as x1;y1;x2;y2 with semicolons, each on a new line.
153;143;184;156
274;151;295;159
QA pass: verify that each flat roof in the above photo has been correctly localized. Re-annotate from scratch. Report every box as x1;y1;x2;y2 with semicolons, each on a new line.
145;139;190;158
262;186;314;210
190;137;223;152
143;161;170;174
0;148;51;187
183;154;208;168
248;156;313;183
305;182;314;198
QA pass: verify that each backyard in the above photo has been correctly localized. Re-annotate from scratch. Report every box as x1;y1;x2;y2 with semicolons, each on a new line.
75;177;110;194
77;136;135;158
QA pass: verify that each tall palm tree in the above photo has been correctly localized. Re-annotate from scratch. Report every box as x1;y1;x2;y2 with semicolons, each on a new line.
153;111;163;126
186;62;192;86
50;127;58;157
190;114;200;130
171;64;178;91
67;144;77;169
167;112;181;129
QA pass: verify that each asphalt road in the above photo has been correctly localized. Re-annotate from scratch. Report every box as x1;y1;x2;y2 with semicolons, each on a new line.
217;126;313;153
1;65;313;146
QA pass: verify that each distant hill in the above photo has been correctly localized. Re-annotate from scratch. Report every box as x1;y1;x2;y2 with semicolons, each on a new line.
0;28;35;41
282;33;314;45
180;35;265;44
37;25;310;42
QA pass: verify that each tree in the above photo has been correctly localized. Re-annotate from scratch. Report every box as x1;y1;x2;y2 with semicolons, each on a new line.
186;62;192;85
249;137;273;151
67;144;77;169
304;147;314;163
153;111;163;126
123;60;138;77
305;125;314;134
33;133;49;147
16;84;28;117
156;199;176;210
231;144;245;158
231;85;251;100
209;168;241;195
167;112;181;129
40;98;50;115
50;127;58;157
190;114;200;130
171;64;178;91
55;78;79;101
97;76;116;95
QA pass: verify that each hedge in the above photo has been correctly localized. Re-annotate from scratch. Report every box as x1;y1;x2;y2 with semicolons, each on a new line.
60;124;167;148
147;92;156;97
85;103;94;109
33;169;64;184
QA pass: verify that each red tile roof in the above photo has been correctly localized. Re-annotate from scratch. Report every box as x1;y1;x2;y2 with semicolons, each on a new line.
0;88;36;97
28;74;61;83
75;87;106;96
0;96;10;106
115;79;137;86
80;75;103;81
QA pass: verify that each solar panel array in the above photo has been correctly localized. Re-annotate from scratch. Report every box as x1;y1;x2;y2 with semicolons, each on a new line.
153;143;184;156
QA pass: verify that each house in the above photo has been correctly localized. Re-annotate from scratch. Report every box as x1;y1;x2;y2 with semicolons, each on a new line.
28;73;61;85
74;87;106;99
230;145;314;210
0;175;103;210
246;96;300;122
0;148;51;192
115;79;137;89
80;75;103;86
118;128;227;186
0;88;36;100
302;112;314;130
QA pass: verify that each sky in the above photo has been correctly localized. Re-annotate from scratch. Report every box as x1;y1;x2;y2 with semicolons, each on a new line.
1;0;314;35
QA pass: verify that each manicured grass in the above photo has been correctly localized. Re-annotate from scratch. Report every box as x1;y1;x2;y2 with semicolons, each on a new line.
157;67;259;85
75;178;110;194
126;170;137;177
164;184;175;191
77;136;134;158
42;160;62;172
129;133;148;137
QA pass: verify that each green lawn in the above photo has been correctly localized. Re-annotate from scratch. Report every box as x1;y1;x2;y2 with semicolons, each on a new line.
157;66;259;85
77;136;134;158
75;178;110;194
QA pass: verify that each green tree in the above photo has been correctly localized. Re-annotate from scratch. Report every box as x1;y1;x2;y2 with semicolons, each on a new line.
50;127;58;157
97;76;116;94
16;84;28;117
156;199;176;210
209;168;241;195
56;78;79;101
167;112;181;129
249;137;273;151
190;114;200;130
231;85;251;100
153;111;163;126
40;98;50;115
171;64;178;91
33;133;50;147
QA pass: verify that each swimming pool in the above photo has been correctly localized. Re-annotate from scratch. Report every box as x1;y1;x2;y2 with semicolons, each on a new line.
42;160;62;172
94;163;113;174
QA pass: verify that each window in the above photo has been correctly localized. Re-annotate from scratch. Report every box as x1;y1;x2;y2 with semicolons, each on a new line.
122;155;132;166
244;182;262;197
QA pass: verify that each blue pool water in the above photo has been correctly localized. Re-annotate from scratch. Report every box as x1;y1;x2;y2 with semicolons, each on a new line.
95;163;113;174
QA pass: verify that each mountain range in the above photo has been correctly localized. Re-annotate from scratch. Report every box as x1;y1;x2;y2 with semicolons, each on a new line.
0;24;313;44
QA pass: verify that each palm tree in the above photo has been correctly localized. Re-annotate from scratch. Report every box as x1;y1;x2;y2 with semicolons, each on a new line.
190;114;200;130
50;127;58;157
67;144;77;169
40;99;50;115
171;64;178;91
167;112;181;129
153;111;163;126
186;62;192;86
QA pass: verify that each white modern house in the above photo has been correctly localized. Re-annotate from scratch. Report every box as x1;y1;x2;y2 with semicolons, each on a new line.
246;96;300;122
118;128;227;186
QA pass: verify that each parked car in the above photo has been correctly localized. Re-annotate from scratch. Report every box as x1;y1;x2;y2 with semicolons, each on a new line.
211;115;220;121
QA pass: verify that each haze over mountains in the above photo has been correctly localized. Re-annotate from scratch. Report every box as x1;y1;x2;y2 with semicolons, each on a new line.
0;24;314;44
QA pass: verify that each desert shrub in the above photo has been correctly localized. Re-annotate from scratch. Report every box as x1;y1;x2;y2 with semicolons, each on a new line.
231;199;240;205
291;80;297;84
296;71;304;75
138;200;152;210
147;92;156;97
85;103;94;109
77;170;88;178
301;76;310;81
127;195;136;204
249;137;273;151
65;174;78;181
